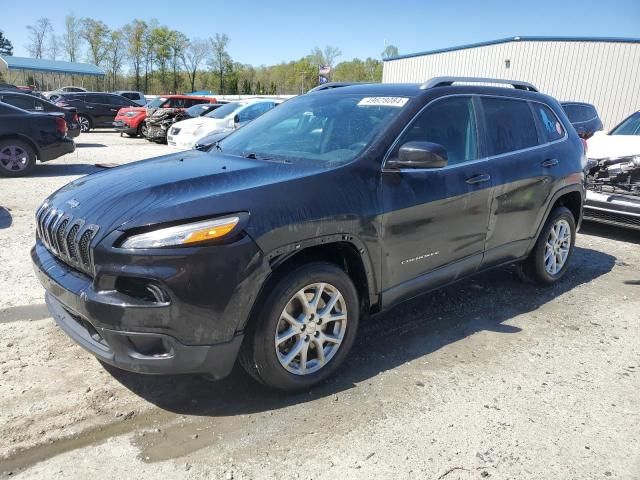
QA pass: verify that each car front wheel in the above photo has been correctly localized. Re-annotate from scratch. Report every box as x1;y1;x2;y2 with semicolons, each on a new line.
240;262;359;391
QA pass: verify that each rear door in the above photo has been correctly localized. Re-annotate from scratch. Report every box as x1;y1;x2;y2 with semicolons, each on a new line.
480;97;564;266
380;95;493;299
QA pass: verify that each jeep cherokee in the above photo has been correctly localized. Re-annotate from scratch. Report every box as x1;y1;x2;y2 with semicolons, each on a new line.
32;77;585;391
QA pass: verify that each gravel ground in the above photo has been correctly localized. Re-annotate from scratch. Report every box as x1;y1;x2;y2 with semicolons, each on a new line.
0;131;639;479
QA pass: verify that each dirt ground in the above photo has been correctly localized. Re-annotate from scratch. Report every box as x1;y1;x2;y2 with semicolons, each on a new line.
0;131;638;479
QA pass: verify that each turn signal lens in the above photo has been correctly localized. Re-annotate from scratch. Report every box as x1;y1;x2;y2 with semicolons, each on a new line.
182;220;238;244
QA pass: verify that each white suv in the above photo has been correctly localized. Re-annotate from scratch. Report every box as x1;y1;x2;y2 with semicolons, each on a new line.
167;99;281;150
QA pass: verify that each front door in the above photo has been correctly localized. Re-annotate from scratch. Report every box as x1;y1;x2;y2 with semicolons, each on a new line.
380;96;493;304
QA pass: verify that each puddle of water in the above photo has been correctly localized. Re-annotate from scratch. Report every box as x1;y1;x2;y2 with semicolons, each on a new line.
0;304;50;324
0;409;174;475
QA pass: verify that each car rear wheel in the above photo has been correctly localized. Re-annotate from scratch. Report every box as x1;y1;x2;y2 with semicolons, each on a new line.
239;262;359;391
78;115;91;133
0;140;36;177
520;206;576;285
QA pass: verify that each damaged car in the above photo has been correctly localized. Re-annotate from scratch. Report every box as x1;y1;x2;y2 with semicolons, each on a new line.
144;103;226;144
584;111;640;230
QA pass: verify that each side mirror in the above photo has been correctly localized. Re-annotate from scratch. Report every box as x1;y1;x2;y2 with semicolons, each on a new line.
387;141;448;169
233;114;240;124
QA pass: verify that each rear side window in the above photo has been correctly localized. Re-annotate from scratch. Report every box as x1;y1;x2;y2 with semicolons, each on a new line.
562;104;597;123
395;96;478;165
1;95;35;110
532;103;564;143
481;97;538;156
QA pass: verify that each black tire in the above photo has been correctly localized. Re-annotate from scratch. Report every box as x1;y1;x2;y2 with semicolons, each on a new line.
239;262;359;391
0;139;36;177
137;122;148;138
78;114;91;133
521;206;576;285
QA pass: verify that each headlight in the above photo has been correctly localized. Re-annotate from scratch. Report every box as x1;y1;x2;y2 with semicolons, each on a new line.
121;216;240;249
125;111;141;118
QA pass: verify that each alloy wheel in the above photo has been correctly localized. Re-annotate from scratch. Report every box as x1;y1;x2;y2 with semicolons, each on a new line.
544;218;571;275
0;145;29;172
79;116;90;132
275;282;348;375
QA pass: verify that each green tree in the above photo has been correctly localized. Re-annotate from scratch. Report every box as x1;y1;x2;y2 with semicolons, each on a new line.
182;38;208;93
208;33;230;93
0;31;14;56
81;18;109;66
123;20;147;91
105;29;126;90
169;30;188;92
381;44;399;59
150;26;173;92
62;15;82;62
26;18;52;59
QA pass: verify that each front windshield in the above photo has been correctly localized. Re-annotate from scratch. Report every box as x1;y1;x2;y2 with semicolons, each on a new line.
147;97;167;109
610;112;640;135
206;102;244;119
218;93;408;163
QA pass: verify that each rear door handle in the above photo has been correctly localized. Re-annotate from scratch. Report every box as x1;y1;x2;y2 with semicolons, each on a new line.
466;174;491;185
542;158;559;167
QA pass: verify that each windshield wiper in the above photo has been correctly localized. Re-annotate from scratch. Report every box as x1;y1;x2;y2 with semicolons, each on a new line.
241;151;291;164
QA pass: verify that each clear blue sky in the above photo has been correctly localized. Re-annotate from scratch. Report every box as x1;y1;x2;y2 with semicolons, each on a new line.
2;0;639;65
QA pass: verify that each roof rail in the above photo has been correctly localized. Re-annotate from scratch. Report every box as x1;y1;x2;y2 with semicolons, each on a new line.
307;82;360;93
420;76;538;92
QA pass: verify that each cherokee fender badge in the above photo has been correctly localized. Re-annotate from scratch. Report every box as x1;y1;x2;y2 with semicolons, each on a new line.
401;251;440;265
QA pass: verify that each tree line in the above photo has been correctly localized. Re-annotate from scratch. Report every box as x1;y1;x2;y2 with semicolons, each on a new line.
3;19;399;95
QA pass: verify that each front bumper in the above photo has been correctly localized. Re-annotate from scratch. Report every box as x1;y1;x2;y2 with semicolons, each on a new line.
31;234;268;376
584;189;640;230
113;120;137;135
39;137;75;162
46;292;243;377
144;124;168;142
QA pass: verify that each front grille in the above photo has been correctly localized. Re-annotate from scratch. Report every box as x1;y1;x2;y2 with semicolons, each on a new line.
36;204;99;275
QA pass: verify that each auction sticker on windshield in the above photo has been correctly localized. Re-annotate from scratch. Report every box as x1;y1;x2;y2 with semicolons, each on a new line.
357;97;409;107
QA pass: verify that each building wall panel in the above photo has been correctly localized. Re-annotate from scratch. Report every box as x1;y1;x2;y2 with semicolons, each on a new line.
383;40;640;129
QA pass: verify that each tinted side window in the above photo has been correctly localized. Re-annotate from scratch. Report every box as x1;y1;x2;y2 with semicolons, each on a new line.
482;97;538;156
563;104;596;123
1;95;35;110
395;96;478;165
533;103;564;143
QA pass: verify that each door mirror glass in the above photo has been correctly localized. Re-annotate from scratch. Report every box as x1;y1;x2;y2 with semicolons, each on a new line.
388;141;448;169
234;114;240;124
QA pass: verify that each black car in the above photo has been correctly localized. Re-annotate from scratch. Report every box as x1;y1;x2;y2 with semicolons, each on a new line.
32;77;585;391
0;102;75;176
560;102;603;139
55;92;139;132
0;91;82;137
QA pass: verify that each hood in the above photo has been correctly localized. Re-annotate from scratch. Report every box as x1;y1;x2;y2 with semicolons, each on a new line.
43;151;324;243
115;106;146;118
174;116;230;134
587;132;640;160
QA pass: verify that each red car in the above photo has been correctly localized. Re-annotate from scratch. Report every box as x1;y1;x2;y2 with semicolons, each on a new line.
113;95;216;137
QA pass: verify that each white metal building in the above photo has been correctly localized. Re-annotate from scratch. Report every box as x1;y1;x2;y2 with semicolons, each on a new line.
382;36;640;129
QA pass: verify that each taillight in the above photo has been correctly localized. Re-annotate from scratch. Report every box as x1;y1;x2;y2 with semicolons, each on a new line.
55;117;68;135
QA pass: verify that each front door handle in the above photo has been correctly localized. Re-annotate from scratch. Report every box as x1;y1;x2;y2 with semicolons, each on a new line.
466;173;491;185
542;158;559;168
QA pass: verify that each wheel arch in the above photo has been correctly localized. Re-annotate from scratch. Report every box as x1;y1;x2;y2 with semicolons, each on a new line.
527;184;584;255
0;134;41;160
243;236;379;331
